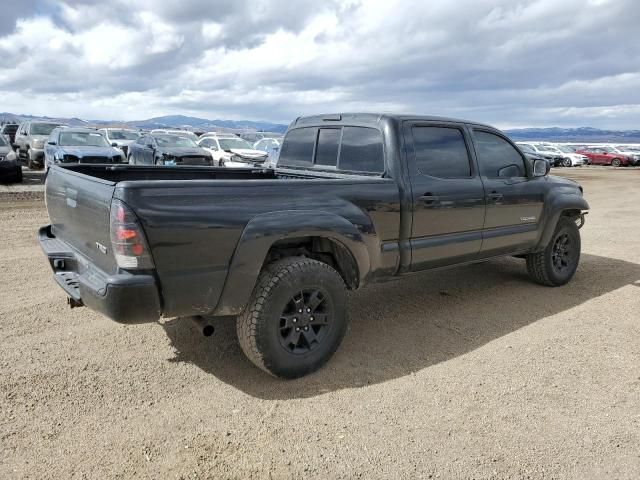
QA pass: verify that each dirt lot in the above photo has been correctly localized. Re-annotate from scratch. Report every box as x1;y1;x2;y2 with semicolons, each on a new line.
1;167;639;479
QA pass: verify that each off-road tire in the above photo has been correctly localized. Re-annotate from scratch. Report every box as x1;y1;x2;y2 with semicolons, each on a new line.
526;217;581;286
611;158;622;167
237;257;348;378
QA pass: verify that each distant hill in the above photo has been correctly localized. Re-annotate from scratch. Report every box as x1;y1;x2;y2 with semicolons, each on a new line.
0;112;288;134
2;111;639;142
504;127;640;143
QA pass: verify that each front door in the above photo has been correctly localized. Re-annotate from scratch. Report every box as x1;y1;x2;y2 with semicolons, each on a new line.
471;129;545;257
404;122;486;270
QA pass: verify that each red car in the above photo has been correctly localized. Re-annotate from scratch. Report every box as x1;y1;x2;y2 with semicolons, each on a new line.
577;147;635;167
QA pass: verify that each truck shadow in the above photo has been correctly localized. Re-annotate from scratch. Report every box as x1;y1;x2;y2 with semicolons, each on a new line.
161;253;640;400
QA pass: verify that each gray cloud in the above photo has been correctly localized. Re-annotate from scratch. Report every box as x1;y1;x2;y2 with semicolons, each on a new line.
0;0;639;128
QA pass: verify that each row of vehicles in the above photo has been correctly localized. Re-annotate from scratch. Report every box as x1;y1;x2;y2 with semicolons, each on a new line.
517;141;640;167
0;121;283;172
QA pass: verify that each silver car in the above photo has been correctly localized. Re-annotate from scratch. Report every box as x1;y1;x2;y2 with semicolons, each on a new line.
14;121;64;169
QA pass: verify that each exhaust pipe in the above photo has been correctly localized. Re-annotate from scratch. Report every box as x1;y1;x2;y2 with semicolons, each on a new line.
191;316;215;337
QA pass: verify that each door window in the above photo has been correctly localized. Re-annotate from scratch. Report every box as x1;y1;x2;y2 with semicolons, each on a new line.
474;131;527;178
412;126;471;178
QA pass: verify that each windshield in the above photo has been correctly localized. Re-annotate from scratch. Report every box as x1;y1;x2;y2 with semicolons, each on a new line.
518;144;534;153
218;138;254;150
556;145;576;153
154;134;197;148
31;123;59;136
59;131;110;147
108;130;139;140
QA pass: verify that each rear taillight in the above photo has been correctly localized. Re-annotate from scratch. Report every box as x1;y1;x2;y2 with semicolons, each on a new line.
109;199;154;269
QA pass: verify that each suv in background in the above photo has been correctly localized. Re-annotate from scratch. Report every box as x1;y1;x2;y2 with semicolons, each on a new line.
1;123;19;147
14;121;65;169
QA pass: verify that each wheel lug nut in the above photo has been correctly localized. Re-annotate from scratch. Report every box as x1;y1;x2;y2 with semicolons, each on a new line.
295;327;300;332
306;308;311;313
298;309;303;313
293;318;297;323
304;326;309;331
310;316;314;321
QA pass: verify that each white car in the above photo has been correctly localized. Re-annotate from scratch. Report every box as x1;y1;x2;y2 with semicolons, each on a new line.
613;146;640;164
253;137;282;167
197;135;269;168
541;144;589;167
98;128;140;158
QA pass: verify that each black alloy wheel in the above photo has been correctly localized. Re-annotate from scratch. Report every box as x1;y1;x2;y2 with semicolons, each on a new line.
278;288;332;354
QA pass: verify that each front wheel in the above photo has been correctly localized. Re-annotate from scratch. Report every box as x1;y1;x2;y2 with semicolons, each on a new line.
237;257;348;378
562;158;572;167
526;217;581;286
611;158;622;167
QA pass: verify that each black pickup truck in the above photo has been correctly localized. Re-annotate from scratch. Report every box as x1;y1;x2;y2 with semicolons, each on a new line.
39;113;589;378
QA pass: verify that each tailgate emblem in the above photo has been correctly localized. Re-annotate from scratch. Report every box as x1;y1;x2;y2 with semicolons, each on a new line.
95;242;108;254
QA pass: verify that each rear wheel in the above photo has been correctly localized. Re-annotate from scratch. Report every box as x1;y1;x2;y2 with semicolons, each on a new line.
611;158;622;167
562;158;572;167
526;217;581;286
237;257;348;378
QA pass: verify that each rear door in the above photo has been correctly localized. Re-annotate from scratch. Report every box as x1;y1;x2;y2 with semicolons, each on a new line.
470;128;544;257
404;121;486;270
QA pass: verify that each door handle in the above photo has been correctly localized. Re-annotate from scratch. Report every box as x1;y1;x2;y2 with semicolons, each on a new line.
418;193;439;205
488;191;503;202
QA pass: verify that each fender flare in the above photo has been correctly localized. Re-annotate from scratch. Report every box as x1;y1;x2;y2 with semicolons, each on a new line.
535;193;589;250
212;210;372;316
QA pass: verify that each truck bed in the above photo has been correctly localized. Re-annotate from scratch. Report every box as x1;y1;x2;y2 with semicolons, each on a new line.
43;164;401;321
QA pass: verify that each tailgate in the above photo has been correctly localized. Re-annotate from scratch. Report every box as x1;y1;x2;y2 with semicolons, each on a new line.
45;166;118;274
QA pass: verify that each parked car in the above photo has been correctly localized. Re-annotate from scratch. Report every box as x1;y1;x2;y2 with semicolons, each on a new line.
150;129;199;142
128;133;213;166
611;146;640;165
38;113;589;378
517;143;553;168
0;134;22;183
239;131;283;143
98;128;140;158
539;144;589;167
516;142;564;167
1;123;19;147
14;121;65;169
44;127;126;171
576;146;635;166
197;134;268;167
254;137;283;163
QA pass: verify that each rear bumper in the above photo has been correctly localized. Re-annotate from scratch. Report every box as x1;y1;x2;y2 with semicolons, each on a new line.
38;225;161;324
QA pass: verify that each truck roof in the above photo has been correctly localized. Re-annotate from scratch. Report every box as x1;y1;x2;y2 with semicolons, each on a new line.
291;113;494;129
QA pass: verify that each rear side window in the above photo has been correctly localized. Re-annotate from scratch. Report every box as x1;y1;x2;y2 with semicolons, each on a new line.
279;127;316;166
474;130;527;178
412;126;471;178
315;128;340;166
339;127;384;173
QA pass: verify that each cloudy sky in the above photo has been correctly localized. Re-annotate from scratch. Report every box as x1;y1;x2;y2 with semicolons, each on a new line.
0;0;639;128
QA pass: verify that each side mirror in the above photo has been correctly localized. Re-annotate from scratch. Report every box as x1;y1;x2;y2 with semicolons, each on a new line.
146;143;154;149
21;131;27;136
111;142;118;147
47;140;56;145
533;159;550;177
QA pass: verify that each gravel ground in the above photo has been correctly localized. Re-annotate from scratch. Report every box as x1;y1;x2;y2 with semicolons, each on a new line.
1;167;639;479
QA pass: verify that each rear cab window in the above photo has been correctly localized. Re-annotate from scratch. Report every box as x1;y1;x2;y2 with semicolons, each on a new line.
279;126;385;174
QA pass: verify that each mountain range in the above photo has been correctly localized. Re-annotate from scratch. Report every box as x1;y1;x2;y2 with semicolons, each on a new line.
0;113;289;134
1;112;639;142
